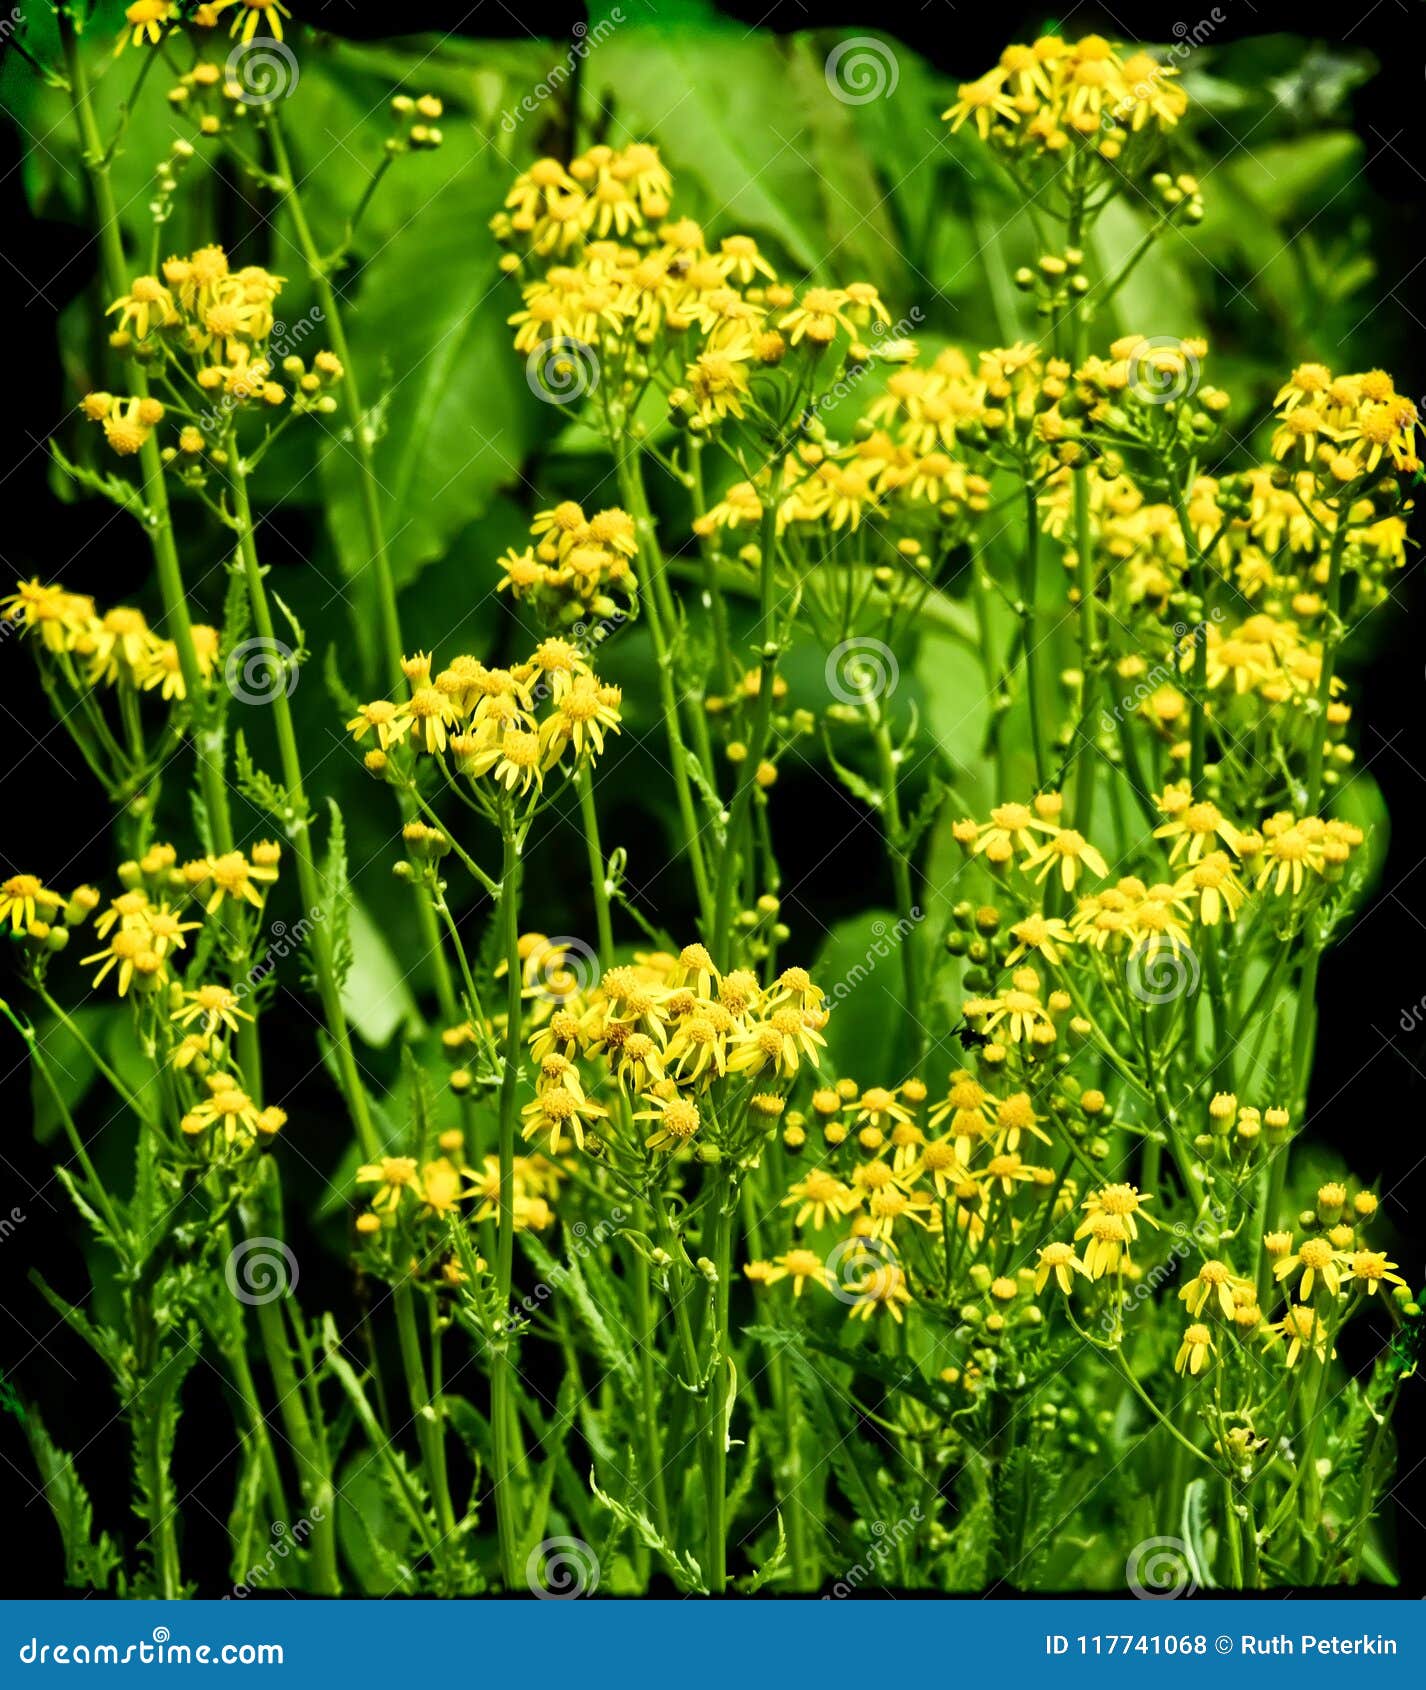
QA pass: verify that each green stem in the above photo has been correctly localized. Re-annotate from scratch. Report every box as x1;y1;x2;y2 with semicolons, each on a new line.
490;825;526;1588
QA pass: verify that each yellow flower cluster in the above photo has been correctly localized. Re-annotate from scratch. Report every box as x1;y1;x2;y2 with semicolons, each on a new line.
348;642;623;796
1271;364;1420;482
749;1070;1100;1335
77;842;281;998
944;35;1187;158
1;578;219;702
497;502;640;626
91;246;343;457
179;1072;285;1150
520;944;829;1157
1168;1181;1399;1376
118;0;290;54
951;793;1108;890
354;1144;565;1239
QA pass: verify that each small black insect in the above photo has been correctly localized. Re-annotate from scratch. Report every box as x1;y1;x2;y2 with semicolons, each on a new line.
954;1020;992;1051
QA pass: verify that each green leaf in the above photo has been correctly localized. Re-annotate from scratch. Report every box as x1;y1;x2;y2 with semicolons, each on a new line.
316;174;550;602
22;1410;121;1592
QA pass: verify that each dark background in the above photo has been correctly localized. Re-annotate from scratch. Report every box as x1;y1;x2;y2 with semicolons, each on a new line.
0;0;1421;1596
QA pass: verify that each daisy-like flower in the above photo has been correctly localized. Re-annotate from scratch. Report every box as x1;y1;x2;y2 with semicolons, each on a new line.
913;1137;967;1199
1174;1323;1216;1376
355;1155;420;1214
346;700;405;750
782;1168;861;1231
521;1085;608;1155
850;1086;913;1133
182;1075;263;1147
454;726;545;795
1022;828;1109;892
1173;850;1248;925
728;1007;826;1078
1273;1236;1345;1299
1340;1250;1409;1296
1080;1182;1156;1240
1077;1211;1129;1278
196;849;280;914
960;799;1060;865
943;74;1020;139
779;286;855;346
994;1091;1052;1151
1005;913;1074;965
980;1152;1040;1199
539;676;622;765
116;1;177;52
635;1090;701;1152
81;930;165;997
106;273;175;339
846;1261;913;1322
961;968;1053;1044
171;984;253;1034
215;0;292;44
1178;1258;1253;1319
415;1158;475;1219
927;1072;995;1147
1276;1304;1330;1367
1035;1240;1087;1295
761;1248;833;1296
1152;783;1245;863
0;874;63;932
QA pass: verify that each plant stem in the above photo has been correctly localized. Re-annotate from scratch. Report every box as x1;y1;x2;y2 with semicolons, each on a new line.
577;763;614;965
1019;482;1049;787
490;825;526;1589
